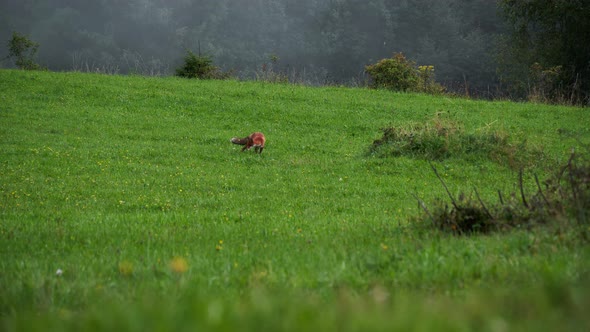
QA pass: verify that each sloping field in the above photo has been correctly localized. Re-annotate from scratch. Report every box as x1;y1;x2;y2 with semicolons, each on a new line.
1;70;589;331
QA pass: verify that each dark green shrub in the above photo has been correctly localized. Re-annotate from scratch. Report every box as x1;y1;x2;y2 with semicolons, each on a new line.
365;53;419;91
7;31;42;70
175;50;230;79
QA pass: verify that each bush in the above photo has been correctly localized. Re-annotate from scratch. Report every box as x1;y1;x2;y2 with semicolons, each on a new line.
7;31;42;70
175;50;230;79
365;53;419;92
417;65;445;95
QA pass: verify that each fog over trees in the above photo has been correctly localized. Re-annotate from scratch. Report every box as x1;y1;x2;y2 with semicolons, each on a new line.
1;0;588;102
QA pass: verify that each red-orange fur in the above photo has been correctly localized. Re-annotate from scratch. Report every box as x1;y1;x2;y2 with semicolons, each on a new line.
231;132;266;154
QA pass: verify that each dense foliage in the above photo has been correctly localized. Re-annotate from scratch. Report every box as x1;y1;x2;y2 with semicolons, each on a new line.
0;0;588;104
365;53;445;94
498;0;590;104
6;31;41;70
365;53;419;92
0;0;501;93
364;53;417;91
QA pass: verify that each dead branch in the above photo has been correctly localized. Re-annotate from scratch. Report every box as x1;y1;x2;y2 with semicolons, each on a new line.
534;173;550;207
474;187;494;219
429;161;458;209
519;169;529;209
411;192;436;226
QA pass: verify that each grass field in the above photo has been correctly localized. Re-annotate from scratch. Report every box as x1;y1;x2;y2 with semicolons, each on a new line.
1;69;589;331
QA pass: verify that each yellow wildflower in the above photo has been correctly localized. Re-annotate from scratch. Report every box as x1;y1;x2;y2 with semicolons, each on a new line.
118;260;134;276
169;257;188;274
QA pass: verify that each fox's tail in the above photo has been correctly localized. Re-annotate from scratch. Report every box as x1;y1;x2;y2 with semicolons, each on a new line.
231;137;249;145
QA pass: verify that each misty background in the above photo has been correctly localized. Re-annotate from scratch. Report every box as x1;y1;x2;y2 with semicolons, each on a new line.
0;0;537;98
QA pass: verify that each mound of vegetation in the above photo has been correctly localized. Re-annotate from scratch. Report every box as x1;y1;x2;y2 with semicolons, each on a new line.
414;151;590;236
370;113;545;169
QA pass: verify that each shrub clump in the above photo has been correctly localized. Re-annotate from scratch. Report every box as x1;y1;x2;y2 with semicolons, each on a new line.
415;151;590;235
365;53;419;92
7;31;43;70
175;50;231;79
365;53;444;94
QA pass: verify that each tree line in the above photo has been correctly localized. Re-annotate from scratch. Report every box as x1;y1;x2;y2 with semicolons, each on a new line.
1;0;588;104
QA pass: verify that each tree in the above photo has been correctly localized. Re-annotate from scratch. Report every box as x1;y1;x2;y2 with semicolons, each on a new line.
499;0;590;104
7;31;41;70
175;50;229;79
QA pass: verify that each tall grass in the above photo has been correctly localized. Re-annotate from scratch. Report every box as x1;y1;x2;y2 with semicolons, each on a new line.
369;111;549;170
1;70;589;331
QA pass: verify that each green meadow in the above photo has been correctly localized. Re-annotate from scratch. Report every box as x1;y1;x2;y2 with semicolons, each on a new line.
1;69;589;331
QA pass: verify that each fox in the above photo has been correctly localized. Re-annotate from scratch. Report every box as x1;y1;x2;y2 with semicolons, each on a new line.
231;132;266;154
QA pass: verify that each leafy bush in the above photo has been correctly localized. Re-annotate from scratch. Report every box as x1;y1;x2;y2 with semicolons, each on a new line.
417;65;445;95
365;53;444;94
365;53;419;92
175;50;230;79
7;31;42;70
